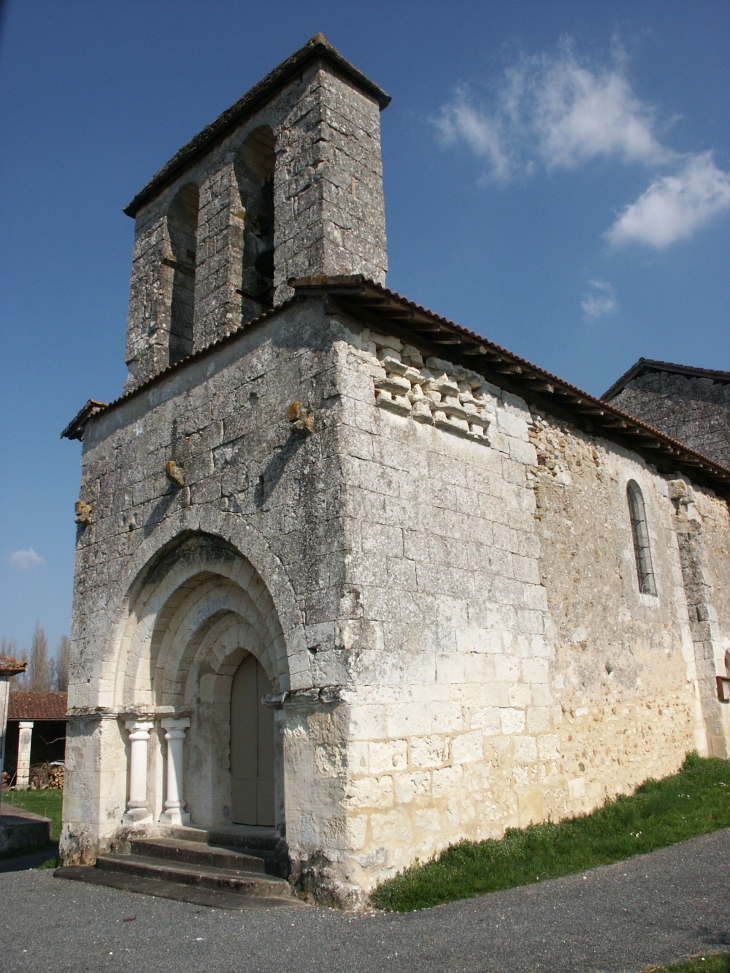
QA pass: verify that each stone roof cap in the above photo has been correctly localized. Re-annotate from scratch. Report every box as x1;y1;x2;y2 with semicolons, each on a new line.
61;276;730;496
124;34;391;219
0;656;27;677
8;692;68;721
60;399;108;442
602;357;730;401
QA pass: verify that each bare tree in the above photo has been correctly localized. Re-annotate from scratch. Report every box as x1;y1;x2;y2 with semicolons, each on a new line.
0;635;18;661
28;622;50;692
54;635;71;692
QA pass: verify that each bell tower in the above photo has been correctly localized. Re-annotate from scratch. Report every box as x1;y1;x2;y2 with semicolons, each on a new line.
121;35;390;391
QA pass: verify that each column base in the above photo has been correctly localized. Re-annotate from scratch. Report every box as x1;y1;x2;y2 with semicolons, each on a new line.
159;808;191;826
123;808;153;825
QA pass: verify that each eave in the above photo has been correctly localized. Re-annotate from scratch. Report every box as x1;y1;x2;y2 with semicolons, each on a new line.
291;276;730;496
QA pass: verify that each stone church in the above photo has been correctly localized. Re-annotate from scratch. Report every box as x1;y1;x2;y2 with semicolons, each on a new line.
59;35;730;907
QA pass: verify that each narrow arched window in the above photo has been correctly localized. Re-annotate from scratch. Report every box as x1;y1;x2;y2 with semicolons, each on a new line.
234;126;276;318
166;183;199;364
627;480;657;596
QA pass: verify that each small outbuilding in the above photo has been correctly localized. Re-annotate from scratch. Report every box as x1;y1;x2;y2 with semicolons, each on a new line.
3;693;68;789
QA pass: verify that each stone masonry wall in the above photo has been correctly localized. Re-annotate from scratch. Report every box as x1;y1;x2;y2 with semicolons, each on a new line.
123;59;386;391
328;320;711;893
64;295;730;902
64;301;355;864
610;371;730;468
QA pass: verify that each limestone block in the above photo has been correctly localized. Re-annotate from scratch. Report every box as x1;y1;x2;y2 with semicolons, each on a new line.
413;806;442;834
538;734;560;760
518;789;544;826
522;658;549;683
385;701;464;738
346;741;369;775
432;765;464;799
394;770;431;803
567;777;586;800
343;775;395;810
508;684;532;708
494;655;521;683
368;739;408;775
509;439;538;466
526;706;552;733
451;730;484;764
513;735;537;764
409;735;446;768
500;708;526;734
370;809;412;845
467;706;501;735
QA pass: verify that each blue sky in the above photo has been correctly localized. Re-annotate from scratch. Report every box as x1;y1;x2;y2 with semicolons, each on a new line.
1;0;729;654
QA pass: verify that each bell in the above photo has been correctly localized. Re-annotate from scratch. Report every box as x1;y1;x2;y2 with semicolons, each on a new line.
254;246;274;281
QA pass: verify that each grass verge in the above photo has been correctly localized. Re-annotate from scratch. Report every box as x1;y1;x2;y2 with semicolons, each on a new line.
2;788;63;840
371;753;730;912
646;955;730;972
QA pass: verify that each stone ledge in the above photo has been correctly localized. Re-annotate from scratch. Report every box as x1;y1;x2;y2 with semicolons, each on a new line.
0;803;52;853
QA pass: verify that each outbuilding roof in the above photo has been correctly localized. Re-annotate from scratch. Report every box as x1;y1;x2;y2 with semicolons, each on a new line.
124;34;391;219
61;276;730;496
8;692;68;721
0;656;27;677
602;358;730;402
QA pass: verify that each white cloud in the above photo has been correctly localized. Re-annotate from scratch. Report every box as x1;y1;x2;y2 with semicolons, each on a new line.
435;44;668;182
581;280;617;319
530;57;668;170
436;91;513;181
8;549;46;571
436;42;730;248
606;152;730;248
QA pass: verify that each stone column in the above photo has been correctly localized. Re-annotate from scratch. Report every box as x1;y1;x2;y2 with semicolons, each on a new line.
0;677;10;791
16;721;34;790
123;719;154;824
159;718;190;826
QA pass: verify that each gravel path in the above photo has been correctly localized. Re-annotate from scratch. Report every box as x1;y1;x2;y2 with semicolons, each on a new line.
1;829;728;973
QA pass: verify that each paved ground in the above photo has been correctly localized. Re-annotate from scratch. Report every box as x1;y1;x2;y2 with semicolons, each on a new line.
1;830;729;973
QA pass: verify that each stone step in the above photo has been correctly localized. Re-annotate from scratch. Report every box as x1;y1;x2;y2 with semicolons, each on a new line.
172;824;280;854
95;853;293;898
129;837;268;874
56;865;307;911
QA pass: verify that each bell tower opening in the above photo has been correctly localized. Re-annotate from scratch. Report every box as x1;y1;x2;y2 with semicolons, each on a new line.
166;182;199;364
234;126;276;319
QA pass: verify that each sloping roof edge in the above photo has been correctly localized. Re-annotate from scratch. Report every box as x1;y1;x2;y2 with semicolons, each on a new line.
61;275;730;495
602;358;730;401
290;276;730;494
60;399;109;442
60;300;297;440
124;34;391;218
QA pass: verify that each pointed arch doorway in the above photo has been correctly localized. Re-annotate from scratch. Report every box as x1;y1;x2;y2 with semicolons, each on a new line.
230;654;275;826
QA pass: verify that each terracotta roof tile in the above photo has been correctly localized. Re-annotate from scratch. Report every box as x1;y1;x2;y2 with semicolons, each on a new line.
0;656;27;676
8;692;68;721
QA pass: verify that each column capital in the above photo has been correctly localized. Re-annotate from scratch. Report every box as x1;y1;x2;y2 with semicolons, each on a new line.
18;720;34;730
124;719;154;736
161;717;191;732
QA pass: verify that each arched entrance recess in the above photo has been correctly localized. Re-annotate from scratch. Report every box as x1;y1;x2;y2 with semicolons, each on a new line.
114;532;288;830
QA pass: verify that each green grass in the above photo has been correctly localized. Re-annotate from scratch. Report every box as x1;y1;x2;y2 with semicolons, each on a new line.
646;955;730;973
2;788;63;840
371;753;730;912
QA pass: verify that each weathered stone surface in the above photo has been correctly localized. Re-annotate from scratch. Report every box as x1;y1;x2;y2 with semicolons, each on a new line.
61;40;730;909
606;364;730;468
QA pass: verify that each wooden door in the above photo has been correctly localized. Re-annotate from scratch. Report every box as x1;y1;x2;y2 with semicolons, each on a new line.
230;654;275;825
